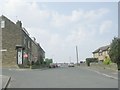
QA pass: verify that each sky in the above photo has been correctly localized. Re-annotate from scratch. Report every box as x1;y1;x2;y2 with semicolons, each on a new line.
0;0;118;63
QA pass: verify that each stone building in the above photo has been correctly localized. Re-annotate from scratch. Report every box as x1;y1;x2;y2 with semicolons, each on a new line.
37;43;45;64
92;45;110;62
0;17;2;67
0;15;45;68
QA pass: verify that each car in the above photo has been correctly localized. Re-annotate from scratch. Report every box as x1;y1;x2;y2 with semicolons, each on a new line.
49;63;56;68
68;63;75;67
80;61;84;63
49;63;59;68
57;63;61;67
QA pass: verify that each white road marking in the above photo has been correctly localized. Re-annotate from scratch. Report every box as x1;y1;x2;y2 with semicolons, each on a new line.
87;68;118;80
9;69;30;71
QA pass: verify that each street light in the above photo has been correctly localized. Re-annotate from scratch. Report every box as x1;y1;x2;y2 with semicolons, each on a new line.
76;46;79;66
69;56;71;63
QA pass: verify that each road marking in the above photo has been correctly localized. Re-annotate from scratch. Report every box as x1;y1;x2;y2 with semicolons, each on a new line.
86;68;118;80
9;69;30;71
112;72;118;74
101;73;118;79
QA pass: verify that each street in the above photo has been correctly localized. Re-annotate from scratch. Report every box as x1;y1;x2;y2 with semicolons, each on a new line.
2;66;118;88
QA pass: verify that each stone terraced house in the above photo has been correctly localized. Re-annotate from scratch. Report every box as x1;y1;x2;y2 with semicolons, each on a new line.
0;15;45;68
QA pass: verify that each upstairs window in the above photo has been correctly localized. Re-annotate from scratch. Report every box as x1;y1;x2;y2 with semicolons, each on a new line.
99;52;102;56
28;40;30;49
24;36;26;45
1;20;5;28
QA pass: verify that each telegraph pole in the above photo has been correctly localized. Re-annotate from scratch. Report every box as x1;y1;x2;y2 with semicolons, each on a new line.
76;46;79;65
69;57;71;63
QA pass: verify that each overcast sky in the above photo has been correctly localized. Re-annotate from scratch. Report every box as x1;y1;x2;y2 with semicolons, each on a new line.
0;0;118;63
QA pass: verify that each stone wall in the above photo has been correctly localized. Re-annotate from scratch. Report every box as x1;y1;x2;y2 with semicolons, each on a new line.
0;17;2;67
1;16;22;68
90;63;118;71
31;40;38;63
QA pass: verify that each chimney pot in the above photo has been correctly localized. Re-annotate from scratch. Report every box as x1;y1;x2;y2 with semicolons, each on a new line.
16;20;22;28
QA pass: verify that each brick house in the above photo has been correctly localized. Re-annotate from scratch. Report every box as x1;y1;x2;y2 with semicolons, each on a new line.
92;45;110;62
0;15;45;68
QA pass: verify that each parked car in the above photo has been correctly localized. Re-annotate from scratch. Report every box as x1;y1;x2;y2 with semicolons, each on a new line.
57;63;61;67
68;63;75;67
80;61;84;63
49;63;56;68
49;63;59;68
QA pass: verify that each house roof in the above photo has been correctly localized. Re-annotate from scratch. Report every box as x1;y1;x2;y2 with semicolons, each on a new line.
93;45;110;53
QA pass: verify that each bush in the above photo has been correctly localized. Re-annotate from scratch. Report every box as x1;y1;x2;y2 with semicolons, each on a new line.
103;56;111;65
35;60;40;65
86;58;98;66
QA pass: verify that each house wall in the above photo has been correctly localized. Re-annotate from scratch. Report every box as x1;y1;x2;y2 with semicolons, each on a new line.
21;30;32;67
0;17;2;67
37;45;45;64
1;15;45;68
1;16;22;67
93;53;98;59
93;50;109;61
31;41;38;63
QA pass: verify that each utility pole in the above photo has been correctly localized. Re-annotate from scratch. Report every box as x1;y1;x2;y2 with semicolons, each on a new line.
76;46;79;65
69;57;71;63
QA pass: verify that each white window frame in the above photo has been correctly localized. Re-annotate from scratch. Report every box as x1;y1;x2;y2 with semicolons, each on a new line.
28;40;30;49
1;20;5;28
0;49;7;52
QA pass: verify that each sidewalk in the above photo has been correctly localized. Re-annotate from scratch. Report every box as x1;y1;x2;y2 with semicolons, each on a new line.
0;75;11;89
88;65;118;79
80;63;118;79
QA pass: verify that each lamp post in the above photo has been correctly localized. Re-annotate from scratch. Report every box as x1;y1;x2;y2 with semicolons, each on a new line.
69;57;71;63
76;46;79;66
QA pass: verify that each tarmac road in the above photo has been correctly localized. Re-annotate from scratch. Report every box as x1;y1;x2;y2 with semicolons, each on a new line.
2;66;118;88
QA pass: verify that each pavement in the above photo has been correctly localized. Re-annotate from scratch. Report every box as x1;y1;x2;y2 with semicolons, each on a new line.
1;67;48;89
79;63;118;80
0;75;11;89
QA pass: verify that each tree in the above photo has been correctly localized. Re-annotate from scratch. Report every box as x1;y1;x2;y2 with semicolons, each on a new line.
45;58;53;66
109;37;120;70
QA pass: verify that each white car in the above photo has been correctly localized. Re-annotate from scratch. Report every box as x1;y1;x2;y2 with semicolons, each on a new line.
57;63;61;67
49;63;56;68
68;63;75;67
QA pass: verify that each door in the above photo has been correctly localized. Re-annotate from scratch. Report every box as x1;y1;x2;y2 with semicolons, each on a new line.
17;48;23;64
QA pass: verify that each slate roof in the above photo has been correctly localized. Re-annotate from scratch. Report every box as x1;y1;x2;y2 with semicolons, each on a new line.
93;45;110;53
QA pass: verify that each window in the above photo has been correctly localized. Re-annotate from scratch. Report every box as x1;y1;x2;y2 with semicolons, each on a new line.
1;20;5;28
106;51;109;54
28;40;30;49
99;52;102;56
24;36;26;45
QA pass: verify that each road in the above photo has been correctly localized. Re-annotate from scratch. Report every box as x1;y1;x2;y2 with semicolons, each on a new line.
2;66;118;88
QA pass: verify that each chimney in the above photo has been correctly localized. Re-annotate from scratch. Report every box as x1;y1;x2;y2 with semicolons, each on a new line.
16;20;22;28
32;37;36;42
33;37;36;42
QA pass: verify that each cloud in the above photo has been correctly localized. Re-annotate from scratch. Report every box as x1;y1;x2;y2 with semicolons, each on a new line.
50;8;109;28
99;20;112;34
66;26;87;45
50;12;71;27
84;8;109;22
1;0;50;28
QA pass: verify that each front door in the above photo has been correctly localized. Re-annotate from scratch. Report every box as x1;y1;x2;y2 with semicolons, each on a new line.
17;48;23;65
